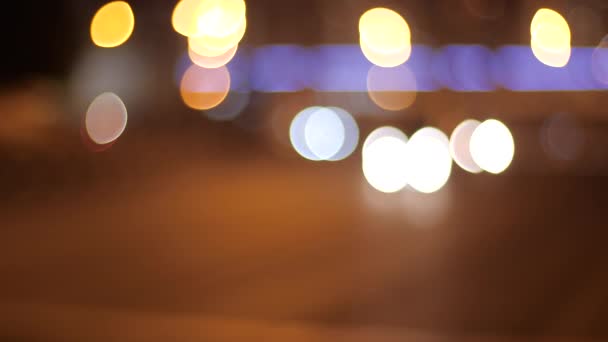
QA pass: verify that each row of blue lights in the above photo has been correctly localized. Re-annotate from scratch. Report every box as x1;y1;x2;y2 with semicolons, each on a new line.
176;45;608;92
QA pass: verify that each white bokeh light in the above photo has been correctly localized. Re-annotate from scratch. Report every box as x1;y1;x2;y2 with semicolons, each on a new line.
405;127;452;194
470;119;515;174
304;107;345;160
362;127;409;193
290;106;323;161
363;126;408;158
85;92;128;145
327;107;359;161
450;119;483;173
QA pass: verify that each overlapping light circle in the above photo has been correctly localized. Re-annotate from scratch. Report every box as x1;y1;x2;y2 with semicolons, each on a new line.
450;119;483;173
90;1;135;48
362;127;409;193
405;127;452;194
290;106;359;162
359;7;412;67
173;0;247;70
530;8;571;68
470;119;515;174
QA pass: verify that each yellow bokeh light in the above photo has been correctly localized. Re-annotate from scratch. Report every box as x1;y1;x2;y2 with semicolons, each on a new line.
172;0;205;37
172;0;246;39
530;8;571;67
180;64;231;110
90;1;135;48
367;65;417;110
188;44;238;69
188;18;246;56
360;37;411;68
196;0;246;38
359;8;411;54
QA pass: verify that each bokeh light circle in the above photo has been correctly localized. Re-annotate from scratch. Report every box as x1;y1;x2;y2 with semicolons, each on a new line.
405;127;452;194
90;1;135;48
172;0;205;37
188;44;238;69
290;107;324;161
362;134;409;193
195;0;246;38
470;119;515;174
85;92;128;145
359;8;411;54
327;107;359;161
360;37;412;68
304;107;345;160
449;119;482;173
188;18;247;56
530;8;571;67
180;64;231;110
367;64;417;110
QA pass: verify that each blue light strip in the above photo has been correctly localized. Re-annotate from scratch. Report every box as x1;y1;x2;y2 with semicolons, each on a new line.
194;44;608;92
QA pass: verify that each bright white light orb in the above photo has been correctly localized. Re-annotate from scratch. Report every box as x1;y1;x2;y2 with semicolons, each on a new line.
362;127;409;193
304;107;345;160
449;119;482;173
405;127;452;194
85;92;128;145
290;107;323;161
470;119;515;174
363;126;408;157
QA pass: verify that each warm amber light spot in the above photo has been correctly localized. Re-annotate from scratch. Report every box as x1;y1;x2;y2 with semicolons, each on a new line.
530;8;571;67
90;1;134;48
172;0;206;37
180;64;230;110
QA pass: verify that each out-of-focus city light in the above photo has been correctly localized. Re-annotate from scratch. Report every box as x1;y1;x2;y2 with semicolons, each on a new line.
290;107;323;161
360;37;411;68
188;18;247;56
85;92;128;145
541;113;584;162
196;0;246;37
363;126;408;156
470;119;515;174
530;8;571;68
327;107;359;161
366;64;417;111
405;127;452;194
172;0;204;37
362;128;409;193
304;107;345;160
359;7;411;67
450;119;482;173
592;35;608;85
188;44;238;69
90;1;135;48
289;107;358;162
180;64;231;110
